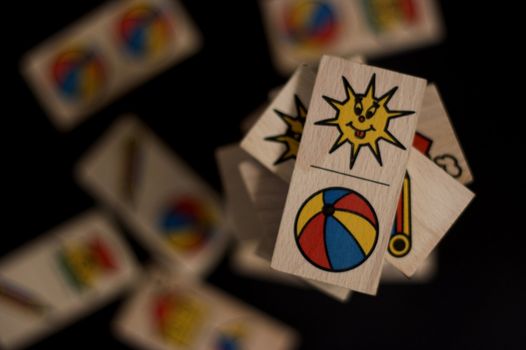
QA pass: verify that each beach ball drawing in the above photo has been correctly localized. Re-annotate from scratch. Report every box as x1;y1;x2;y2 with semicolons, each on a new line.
215;321;246;350
158;196;215;254
50;48;106;102
361;0;418;33
295;187;378;271
118;4;172;58
283;1;339;50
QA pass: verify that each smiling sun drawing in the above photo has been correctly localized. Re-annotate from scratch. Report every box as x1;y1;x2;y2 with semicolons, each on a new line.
315;74;414;169
265;95;307;165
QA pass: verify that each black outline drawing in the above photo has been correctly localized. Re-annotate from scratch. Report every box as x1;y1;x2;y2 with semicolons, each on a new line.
434;154;462;178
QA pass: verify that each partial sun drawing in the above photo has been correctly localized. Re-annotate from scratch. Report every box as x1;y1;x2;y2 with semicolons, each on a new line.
315;74;414;169
265;95;307;165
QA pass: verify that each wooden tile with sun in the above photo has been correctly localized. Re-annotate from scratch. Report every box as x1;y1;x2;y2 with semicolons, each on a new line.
271;56;427;295
241;65;317;182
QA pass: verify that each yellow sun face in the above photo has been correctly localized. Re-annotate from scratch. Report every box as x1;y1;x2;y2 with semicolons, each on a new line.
316;74;414;168
265;95;307;165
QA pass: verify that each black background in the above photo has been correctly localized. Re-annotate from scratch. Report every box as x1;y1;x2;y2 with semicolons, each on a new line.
2;1;524;349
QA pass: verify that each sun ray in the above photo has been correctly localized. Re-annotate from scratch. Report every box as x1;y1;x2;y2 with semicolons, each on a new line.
386;110;414;119
349;143;363;168
282;115;303;133
282;148;297;160
315;117;339;126
368;141;383;166
265;95;308;165
266;135;288;142
342;76;357;102
329;133;348;153
364;73;376;100
322;95;345;111
377;86;397;106
380;129;406;150
295;95;308;118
